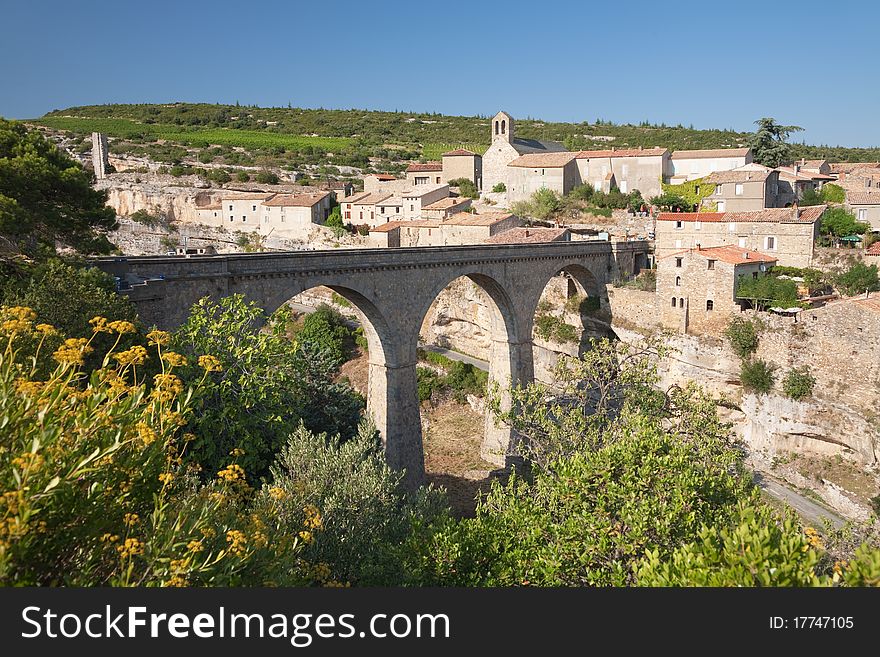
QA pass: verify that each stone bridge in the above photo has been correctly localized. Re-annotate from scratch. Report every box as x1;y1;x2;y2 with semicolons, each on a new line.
94;241;648;487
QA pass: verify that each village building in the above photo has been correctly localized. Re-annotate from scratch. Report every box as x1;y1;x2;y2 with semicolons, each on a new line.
363;173;400;192
574;147;668;198
775;164;835;206
795;159;833;176
667;148;753;184
658;245;777;333
406;162;443;186
421;196;473;220
341;192;393;226
654;205;825;268
260;192;332;234
320;180;354;200
366;211;521;248
441;149;482;189
401;184;450;220
506;152;579;204
484;226;570;244
214;193;276;228
703;163;779;212
481;111;567;194
846;191;880;231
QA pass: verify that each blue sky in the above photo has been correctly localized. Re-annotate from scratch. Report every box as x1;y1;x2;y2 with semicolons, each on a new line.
1;0;877;147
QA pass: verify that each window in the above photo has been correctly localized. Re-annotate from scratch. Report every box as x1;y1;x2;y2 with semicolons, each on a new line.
675;220;683;229
494;121;499;135
381;206;386;214
410;205;414;212
679;298;684;308
252;205;257;212
765;236;776;250
671;297;676;307
541;169;545;176
619;180;628;193
707;259;715;270
359;212;363;220
675;276;681;287
858;208;868;221
229;216;233;222
715;184;722;195
694;220;701;230
415;176;428;185
735;184;744;196
694;185;700;195
706;300;714;311
718;200;726;212
242;216;246;222
501;120;506;134
675;258;683;268
229;205;233;211
738;237;747;248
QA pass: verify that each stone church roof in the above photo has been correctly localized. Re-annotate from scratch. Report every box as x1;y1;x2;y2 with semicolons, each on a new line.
510;137;567;155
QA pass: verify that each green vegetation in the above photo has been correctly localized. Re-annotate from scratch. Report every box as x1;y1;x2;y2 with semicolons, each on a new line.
782;366;816;401
128;209;162;227
736;274;800;310
835;261;880;296
416;349;488;403
819;206;870;239
447;177;478;199
292;304;353;369
749;117;803;168
740;358;776;394
0;119;117;257
658;177;715;211
724;317;760;359
534;313;579;343
255;170;279;185
648;191;694;212
614;269;657;291
769;265;828;295
820;183;846;203
172;297;363;480
491;182;506;193
235;171;250;182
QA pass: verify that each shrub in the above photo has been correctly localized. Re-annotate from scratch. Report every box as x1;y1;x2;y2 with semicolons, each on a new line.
448;178;479;199
782;366;815;400
820;206;870;238
295;304;353;368
325;206;343;229
172;296;363;480
724;317;759;359
206;168;231;184
491;183;506;193
534;314;579;344
197;150;214;164
255;171;279;184
821;183;846;204
836;262;880;296
736;274;800;310
235;171;250;182
128;209;162;227
417;366;444;402
169;165;186;177
740;358;776;394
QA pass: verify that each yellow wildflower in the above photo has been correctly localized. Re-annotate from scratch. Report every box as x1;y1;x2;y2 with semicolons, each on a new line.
146;330;171;346
116;538;144;559
14;380;44;397
35;323;58;335
89;316;112;333
164;575;187;587
229;447;245;457
2;319;31;333
114;345;148;366
123;513;139;526
217;464;246;483
303;504;323;531
198;354;223;372
200;527;216;539
162;351;188;367
136;422;158;446
186;540;204;553
100;533;120;544
252;531;268;548
298;530;314;544
52;338;93;366
182;432;197;442
107;320;136;334
268;486;287;501
4;306;37;322
158;472;173;484
226;530;247;556
169;558;189;572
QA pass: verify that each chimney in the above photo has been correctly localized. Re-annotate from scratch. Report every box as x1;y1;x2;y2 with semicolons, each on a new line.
794;163;800;175
696;243;701;250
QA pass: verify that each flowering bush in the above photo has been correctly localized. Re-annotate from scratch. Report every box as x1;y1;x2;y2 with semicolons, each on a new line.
0;306;320;586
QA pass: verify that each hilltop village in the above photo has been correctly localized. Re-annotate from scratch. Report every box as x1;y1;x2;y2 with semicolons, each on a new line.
63;110;880;523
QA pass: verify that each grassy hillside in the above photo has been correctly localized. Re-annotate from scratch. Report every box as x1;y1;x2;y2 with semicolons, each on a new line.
32;103;880;167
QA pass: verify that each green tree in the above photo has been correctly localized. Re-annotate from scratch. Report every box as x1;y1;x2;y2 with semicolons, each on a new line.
295;304;353;369
172;296;363;479
648;192;694;212
799;186;823;206
255;170;279;184
748;118;803;168
835;261;880;296
782;366;815;400
447;178;478;199
325;205;343;228
820;183;845;203
736;274;800;310
235;171;250;182
724;317;760;359
820;206;870;238
0;119;117;255
207;169;231;184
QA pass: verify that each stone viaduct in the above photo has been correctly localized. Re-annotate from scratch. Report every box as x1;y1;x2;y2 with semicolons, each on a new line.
94;241;648;487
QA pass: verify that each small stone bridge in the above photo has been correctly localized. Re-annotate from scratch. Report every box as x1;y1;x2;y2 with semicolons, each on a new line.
94;241;647;487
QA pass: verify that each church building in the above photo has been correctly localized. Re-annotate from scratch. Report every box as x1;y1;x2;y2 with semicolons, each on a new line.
481;111;567;193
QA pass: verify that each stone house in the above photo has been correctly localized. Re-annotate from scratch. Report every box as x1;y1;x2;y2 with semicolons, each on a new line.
796;159;833;176
481;111;567;194
367;211;521;248
667;148;752;184
775;164;835;207
421;196;473;220
441;149;482;189
505;152;579;204
198;193;275;230
654;205;824;268
375;197;404;223
363;173;400;192
400;184;449;220
845;191;880;231
575;147;668;198
658;245;777;334
341;192;393;227
259;192;332;235
484;227;570;244
703;163;779;212
320;181;354;201
406;162;443;186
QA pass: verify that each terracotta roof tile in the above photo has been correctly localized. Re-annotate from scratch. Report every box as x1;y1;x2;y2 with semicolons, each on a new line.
866;241;880;256
406;161;443;172
442;149;479;157
656;212;726;222
576;147;668;158
343;192;392;205
443;211;514;226
664;245;777;266
705;164;774;184
508;152;577;168
670;148;751;159
422;197;472;210
846;191;880;205
262;192;330;207
656;207;824;224
370;220;439;232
